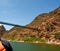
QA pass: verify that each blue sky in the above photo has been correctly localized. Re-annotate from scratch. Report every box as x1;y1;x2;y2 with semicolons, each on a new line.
0;0;60;30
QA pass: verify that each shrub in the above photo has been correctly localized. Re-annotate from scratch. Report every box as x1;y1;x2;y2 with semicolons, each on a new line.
55;32;60;40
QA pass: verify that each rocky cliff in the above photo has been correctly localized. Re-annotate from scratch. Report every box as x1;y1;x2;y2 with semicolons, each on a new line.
0;24;6;36
2;7;60;40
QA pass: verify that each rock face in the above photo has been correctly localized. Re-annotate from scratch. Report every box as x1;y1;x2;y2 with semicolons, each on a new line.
0;24;6;36
2;7;60;40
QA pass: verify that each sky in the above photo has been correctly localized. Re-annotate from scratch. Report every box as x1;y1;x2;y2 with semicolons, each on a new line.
0;0;60;30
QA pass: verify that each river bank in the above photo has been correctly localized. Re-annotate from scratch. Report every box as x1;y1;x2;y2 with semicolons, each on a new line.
8;40;60;45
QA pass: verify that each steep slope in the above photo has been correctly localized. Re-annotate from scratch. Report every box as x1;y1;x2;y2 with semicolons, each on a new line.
26;13;49;28
2;7;60;40
0;24;6;36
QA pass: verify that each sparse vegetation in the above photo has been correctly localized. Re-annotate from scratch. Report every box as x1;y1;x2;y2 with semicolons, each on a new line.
55;31;60;40
0;7;60;44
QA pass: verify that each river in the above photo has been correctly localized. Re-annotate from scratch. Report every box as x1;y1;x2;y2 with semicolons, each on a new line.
10;42;60;51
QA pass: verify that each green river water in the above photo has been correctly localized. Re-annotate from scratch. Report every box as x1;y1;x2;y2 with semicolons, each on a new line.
10;42;60;51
